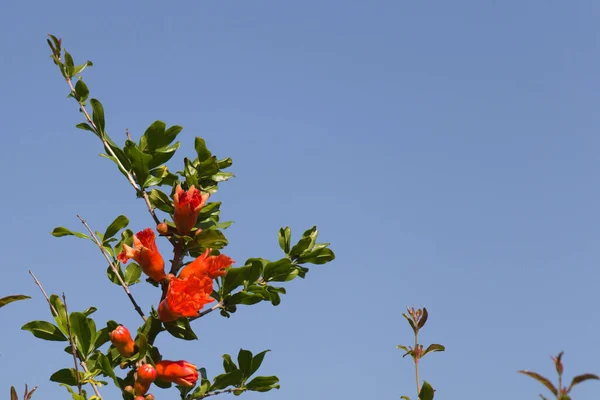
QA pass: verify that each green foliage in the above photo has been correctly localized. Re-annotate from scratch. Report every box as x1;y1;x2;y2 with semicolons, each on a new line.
38;34;336;400
418;381;435;400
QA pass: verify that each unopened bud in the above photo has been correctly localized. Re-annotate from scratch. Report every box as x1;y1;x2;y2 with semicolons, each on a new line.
135;364;157;396
145;394;155;400
120;361;129;369
157;223;169;235
124;385;134;394
110;325;136;357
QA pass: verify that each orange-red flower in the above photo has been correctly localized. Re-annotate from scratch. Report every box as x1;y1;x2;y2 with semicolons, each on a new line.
135;364;157;395
155;360;199;386
158;276;214;322
110;325;136;357
118;228;166;282
178;248;234;280
173;184;209;235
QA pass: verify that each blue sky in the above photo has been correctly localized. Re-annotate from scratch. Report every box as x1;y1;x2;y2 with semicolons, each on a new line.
1;1;600;399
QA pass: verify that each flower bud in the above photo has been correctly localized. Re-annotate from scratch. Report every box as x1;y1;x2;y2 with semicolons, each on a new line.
135;364;157;396
124;385;134;394
145;394;155;400
155;360;199;386
110;325;136;357
156;223;169;235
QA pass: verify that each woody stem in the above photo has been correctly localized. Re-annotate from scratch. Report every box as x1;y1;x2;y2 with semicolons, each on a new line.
415;330;420;396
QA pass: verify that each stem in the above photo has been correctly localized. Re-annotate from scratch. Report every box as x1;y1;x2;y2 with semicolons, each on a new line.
77;215;147;320
415;330;420;396
63;73;176;242
190;301;224;321
62;294;83;395
28;271;102;399
202;388;245;398
161;240;186;300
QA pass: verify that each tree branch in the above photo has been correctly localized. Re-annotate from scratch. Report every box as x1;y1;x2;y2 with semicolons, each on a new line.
77;214;147;320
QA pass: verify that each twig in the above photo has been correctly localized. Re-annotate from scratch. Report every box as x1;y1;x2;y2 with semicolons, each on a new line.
77;214;147;321
63;76;162;228
28;270;58;317
190;301;224;321
28;272;102;399
62;293;83;395
203;388;245;398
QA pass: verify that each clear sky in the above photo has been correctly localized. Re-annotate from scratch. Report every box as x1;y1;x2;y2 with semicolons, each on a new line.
1;1;599;399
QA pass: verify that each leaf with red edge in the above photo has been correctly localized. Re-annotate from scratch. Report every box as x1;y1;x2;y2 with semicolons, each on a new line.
518;371;557;396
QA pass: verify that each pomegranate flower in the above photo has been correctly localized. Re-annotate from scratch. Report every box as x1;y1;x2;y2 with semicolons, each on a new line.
155;360;199;386
178;248;234;280
158;276;214;322
118;228;166;282
110;325;136;357
173;184;209;235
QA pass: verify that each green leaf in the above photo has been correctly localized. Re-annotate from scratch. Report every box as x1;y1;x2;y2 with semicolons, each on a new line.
228;292;266;306
103;215;129;240
418;381;435;400
90;99;105;135
245;376;280;392
124;263;142;285
422;344;445;357
64;50;75;77
141;121;182;151
195;137;212;162
76;122;95;132
289;237;312;258
263;259;297;282
190;379;211;398
96;353;120;387
82;306;97;317
69;312;93;357
52;226;89;239
519;371;558;396
401;396;411;400
278;227;291;254
223;354;238;373
124;140;152;187
49;294;68;333
148;142;180;170
0;294;30;309
568;373;600;392
237;349;253;379
297;247;335;265
106;264;125;286
50;368;82;386
22;320;68;341
74;79;89;102
164;318;198;341
148;189;174;213
418;308;429;329
249;350;270;378
210;370;244;391
193;229;228;250
223;266;252;295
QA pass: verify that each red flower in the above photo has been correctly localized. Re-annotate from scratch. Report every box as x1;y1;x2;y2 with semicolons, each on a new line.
110;325;136;357
155;360;199;386
178;248;234;280
173;184;209;235
135;364;157;396
118;228;165;282
158;276;214;322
